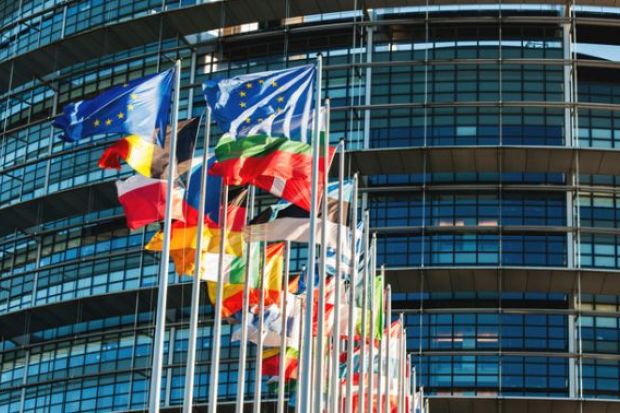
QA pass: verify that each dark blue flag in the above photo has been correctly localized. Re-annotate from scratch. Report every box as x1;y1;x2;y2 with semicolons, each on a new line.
203;65;316;142
53;69;174;146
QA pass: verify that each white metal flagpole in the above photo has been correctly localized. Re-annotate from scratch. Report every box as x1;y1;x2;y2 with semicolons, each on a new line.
399;324;407;413
277;240;292;413
376;273;386;413
252;242;268;413
358;211;370;413
384;283;392;413
207;182;229;413
235;186;256;413
182;108;211;413
299;53;323;413
329;138;345;413
367;234;377;413
149;59;181;413
314;98;330;413
344;174;358;413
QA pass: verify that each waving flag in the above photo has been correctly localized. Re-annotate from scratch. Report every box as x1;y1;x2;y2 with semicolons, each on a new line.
53;69;174;145
207;241;284;317
203;65;336;211
145;157;247;279
99;118;198;178
232;292;303;348
203;65;315;141
261;347;299;381
115;175;185;230
245;180;353;246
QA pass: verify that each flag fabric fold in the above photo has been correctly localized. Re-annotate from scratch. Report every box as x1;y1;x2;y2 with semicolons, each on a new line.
115;175;185;230
203;65;316;141
53;69;174;145
99;118;198;178
208;241;284;317
210;134;335;211
244;179;352;246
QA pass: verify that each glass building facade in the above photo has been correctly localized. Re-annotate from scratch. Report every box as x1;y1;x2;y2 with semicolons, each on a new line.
1;0;620;412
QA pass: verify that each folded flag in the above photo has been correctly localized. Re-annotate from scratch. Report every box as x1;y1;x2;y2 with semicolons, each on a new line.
53;69;174;145
203;65;316;141
287;269;306;294
207;241;284;317
145;186;247;280
99;118;198;178
245;179;353;247
231;292;303;349
261;347;299;381
115;174;185;230
325;219;364;279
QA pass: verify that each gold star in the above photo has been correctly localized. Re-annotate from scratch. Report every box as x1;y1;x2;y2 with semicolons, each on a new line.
105;119;112;126
239;91;247;97
93;119;101;127
276;107;282;113
239;102;246;108
271;80;278;87
117;112;124;119
130;93;138;100
127;104;134;111
277;96;284;102
245;83;252;89
258;79;264;84
245;117;251;123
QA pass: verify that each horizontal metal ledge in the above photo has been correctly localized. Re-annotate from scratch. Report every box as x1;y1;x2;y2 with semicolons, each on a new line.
152;397;620;413
0;282;195;341
387;266;620;295
0;180;119;237
373;225;572;234
374;225;620;236
336;100;620;111
413;350;620;361
428;396;620;413
3;0;620;93
348;146;620;176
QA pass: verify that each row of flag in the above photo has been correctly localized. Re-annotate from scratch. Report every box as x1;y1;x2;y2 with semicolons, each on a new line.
51;62;425;413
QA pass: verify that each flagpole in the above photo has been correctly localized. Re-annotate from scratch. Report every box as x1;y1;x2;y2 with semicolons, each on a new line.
182;108;211;413
376;277;385;413
367;234;377;413
384;283;392;413
328;138;345;413
252;242;268;413
149;59;181;413
409;360;415;413
295;283;305;413
207;181;229;413
299;53;323;413
358;211;370;413
397;314;405;413
314;97;330;413
235;186;256;413
344;174;358;413
277;240;292;413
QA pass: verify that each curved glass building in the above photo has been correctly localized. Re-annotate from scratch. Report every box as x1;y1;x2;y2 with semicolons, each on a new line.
1;1;620;412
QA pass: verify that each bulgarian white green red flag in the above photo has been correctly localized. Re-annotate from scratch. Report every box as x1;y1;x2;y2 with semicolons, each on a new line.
203;65;335;211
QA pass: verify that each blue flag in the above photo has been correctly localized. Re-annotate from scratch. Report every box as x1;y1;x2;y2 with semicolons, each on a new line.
53;69;174;146
203;65;316;142
183;154;222;226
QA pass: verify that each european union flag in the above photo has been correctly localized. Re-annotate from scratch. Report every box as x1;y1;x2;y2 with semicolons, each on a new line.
203;65;316;142
53;69;174;146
